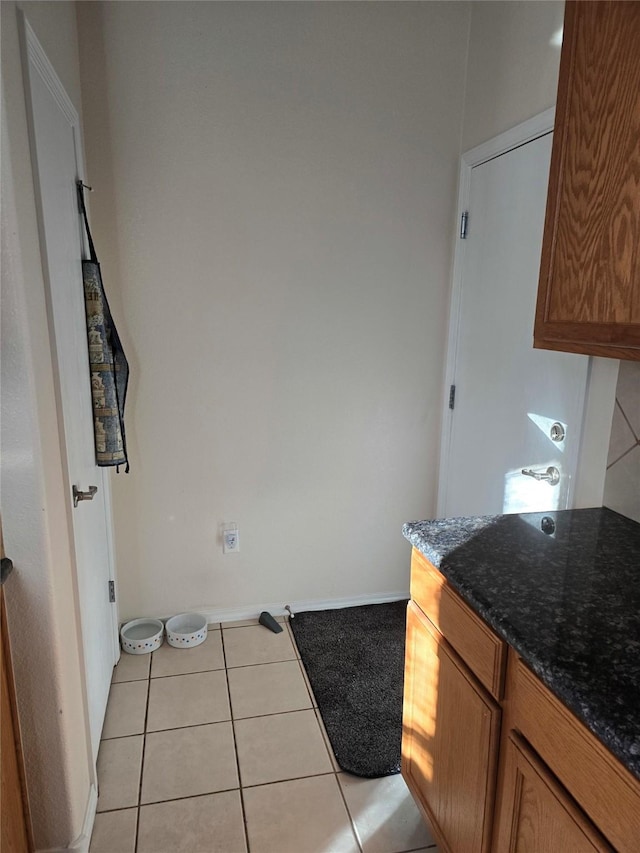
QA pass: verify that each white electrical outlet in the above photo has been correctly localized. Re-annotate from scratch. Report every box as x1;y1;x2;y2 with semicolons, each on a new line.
223;523;240;554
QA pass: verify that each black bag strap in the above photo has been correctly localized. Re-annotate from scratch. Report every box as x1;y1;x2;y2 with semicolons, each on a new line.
77;181;98;264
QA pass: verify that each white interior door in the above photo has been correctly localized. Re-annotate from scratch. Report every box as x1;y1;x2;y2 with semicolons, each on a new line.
23;23;118;760
440;120;590;518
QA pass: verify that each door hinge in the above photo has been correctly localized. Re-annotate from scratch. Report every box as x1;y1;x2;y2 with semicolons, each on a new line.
449;384;456;410
108;580;116;603
460;211;468;239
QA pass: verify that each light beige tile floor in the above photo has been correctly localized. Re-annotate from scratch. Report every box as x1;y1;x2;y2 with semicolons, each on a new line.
151;629;225;677
146;669;231;731
91;622;439;853
228;659;312;718
96;735;143;812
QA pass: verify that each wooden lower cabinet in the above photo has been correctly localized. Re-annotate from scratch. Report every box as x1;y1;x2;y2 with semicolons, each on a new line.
493;733;612;853
402;602;501;853
403;549;640;852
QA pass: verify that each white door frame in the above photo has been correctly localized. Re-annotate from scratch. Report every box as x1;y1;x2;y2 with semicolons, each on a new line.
438;109;564;517
21;17;120;757
438;109;619;517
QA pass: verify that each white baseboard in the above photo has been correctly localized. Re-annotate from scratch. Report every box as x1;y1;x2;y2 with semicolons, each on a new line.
69;782;98;853
196;590;409;626
37;783;98;853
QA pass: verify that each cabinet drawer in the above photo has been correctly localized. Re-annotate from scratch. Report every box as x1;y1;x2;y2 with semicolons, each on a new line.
511;655;640;853
410;548;505;699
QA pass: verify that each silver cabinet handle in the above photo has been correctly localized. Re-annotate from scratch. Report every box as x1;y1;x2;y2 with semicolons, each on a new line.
521;467;560;486
73;485;98;507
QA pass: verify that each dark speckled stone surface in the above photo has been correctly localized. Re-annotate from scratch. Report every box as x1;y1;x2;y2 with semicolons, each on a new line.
403;507;640;781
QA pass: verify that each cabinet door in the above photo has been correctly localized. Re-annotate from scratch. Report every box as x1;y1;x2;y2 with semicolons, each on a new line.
494;733;612;853
534;1;640;361
402;602;501;853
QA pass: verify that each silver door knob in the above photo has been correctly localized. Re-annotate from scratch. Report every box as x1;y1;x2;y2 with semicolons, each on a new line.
73;485;98;507
521;467;560;486
550;422;565;442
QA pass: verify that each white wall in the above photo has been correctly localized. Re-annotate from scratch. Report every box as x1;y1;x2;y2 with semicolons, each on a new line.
1;2;94;848
77;1;472;621
462;0;564;150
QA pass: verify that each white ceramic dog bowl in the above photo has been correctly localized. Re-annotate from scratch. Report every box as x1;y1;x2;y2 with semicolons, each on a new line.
120;618;164;655
165;612;207;648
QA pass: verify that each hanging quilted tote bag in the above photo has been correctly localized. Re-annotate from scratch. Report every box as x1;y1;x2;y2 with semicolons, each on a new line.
77;181;130;472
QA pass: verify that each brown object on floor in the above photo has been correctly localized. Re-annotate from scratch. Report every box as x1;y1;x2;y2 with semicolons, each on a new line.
1;529;34;851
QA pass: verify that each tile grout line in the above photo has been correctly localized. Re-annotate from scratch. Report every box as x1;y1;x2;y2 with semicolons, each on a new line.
606;439;640;470
97;785;243;811
224;658;298;670
617;396;640;443
334;768;363;853
287;626;335;763
133;658;152;853
150;656;299;679
235;769;336;791
97;768;343;814
314;707;340;772
150;666;225;680
101;705;321;742
220;626;252;853
288;621;363;851
296;657;318;708
227;706;314;724
113;658;303;685
606;399;640;468
290;622;366;851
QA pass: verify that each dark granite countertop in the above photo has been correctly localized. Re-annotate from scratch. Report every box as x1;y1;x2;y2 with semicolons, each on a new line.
403;507;640;781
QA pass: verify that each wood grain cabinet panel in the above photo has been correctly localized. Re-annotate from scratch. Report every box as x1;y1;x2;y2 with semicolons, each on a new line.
410;549;506;700
494;733;612;853
534;0;640;360
402;602;501;853
509;655;640;852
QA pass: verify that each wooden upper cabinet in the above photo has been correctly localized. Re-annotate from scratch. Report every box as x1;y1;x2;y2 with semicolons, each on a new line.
534;0;640;360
